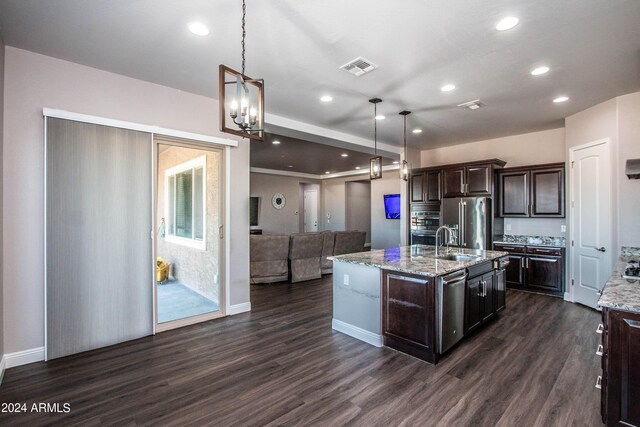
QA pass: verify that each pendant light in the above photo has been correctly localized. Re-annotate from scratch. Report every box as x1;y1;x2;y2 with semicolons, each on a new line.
369;98;383;180
399;110;411;181
219;0;265;141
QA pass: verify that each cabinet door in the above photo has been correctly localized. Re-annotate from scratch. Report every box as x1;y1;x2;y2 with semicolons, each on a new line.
531;168;565;217
466;165;492;196
383;273;433;348
410;171;426;203
443;168;465;197
426;170;441;202
504;254;525;287
494;268;506;312
481;272;495;322
526;255;562;293
465;275;483;334
499;171;530;217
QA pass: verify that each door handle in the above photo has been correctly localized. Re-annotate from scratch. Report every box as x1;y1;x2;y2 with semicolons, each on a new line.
596;247;606;252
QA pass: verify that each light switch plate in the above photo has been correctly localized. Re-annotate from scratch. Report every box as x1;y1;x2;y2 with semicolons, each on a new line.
343;274;350;286
561;225;566;233
505;223;512;231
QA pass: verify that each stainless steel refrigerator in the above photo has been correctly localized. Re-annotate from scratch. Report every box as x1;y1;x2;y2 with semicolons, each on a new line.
441;197;492;250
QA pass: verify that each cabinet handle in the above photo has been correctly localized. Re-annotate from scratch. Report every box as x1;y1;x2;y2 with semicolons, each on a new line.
596;323;604;334
595;376;602;389
596;344;604;357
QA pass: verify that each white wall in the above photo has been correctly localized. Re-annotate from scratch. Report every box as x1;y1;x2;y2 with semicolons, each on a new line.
0;38;5;362
420;128;565;168
249;173;321;235
2;47;250;355
616;92;640;247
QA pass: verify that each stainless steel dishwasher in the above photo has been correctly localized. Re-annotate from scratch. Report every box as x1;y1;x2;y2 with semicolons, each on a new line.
437;270;467;354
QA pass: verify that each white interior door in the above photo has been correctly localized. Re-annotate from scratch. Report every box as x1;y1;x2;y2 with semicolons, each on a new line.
304;190;318;232
571;139;612;309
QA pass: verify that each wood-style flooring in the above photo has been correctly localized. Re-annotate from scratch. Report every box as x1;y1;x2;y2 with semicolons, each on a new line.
0;276;602;426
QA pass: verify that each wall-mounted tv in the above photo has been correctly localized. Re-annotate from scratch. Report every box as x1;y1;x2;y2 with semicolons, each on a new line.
383;194;401;219
250;197;260;226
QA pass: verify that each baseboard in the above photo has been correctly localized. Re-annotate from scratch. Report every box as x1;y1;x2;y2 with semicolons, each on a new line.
564;291;573;302
226;302;251;315
0;355;6;385
332;319;383;347
5;347;45;369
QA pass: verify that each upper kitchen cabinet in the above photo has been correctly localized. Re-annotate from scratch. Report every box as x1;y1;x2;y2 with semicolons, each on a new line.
410;169;441;203
442;160;506;198
497;163;565;218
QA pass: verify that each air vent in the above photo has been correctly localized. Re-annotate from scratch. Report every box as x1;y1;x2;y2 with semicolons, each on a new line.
457;99;486;110
339;57;378;76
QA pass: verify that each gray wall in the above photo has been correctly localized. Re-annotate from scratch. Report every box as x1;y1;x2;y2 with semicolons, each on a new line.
345;181;371;244
249;172;321;235
0;37;4;362
2;47;250;355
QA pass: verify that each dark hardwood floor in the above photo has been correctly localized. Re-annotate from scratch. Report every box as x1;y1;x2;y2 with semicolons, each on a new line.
0;276;602;426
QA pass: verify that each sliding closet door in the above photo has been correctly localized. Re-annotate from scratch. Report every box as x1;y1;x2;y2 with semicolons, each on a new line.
46;118;153;359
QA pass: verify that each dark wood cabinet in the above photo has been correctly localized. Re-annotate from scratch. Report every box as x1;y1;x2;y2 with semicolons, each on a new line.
465;264;497;335
481;272;495;322
382;271;436;363
410;169;441;203
426;170;441;202
494;267;506;312
442;161;503;198
494;243;564;296
410;171;426;203
601;308;640;426
443;167;465;197
466;165;492;196
498;163;565;218
465;275;483;334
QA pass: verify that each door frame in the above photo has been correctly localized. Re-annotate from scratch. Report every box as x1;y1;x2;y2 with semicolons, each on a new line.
153;136;228;333
567;137;612;305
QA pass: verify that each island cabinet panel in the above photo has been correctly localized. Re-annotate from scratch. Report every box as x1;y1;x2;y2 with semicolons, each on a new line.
465;275;483;334
481;272;495;323
410;171;426;203
602;308;640;426
494;267;506;312
382;270;436;363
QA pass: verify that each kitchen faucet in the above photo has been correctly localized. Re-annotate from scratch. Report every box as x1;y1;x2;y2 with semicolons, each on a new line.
435;225;455;257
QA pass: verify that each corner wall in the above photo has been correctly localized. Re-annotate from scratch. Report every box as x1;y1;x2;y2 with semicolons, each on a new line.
0;37;5;370
2;47;250;355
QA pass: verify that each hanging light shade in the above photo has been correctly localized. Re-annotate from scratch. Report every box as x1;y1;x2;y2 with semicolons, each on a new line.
369;98;383;180
399;110;411;181
219;0;265;141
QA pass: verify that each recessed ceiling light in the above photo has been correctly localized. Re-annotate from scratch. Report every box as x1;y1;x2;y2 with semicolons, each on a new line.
341;153;348;157
393;161;399;165
441;84;456;92
375;115;385;120
355;166;361;170
320;95;333;103
412;128;423;134
531;66;550;76
495;16;519;31
325;171;331;174
553;96;569;103
287;165;293;168
272;140;281;145
188;22;210;36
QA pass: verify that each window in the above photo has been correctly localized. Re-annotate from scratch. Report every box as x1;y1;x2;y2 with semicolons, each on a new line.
165;156;206;249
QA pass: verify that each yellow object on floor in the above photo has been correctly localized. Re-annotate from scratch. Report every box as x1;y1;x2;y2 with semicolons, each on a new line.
156;257;170;283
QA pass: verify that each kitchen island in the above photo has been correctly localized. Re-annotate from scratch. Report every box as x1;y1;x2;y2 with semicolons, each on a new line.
329;245;508;364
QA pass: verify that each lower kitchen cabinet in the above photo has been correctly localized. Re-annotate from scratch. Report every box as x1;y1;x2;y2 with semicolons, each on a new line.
600;308;640;426
494;243;564;296
465;263;497;335
526;255;562;293
494;266;506;312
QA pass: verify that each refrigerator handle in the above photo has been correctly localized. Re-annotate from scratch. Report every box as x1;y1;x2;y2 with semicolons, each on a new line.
459;201;465;247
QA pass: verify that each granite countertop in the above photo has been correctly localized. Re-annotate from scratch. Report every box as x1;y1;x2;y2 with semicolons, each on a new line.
495;235;566;248
329;245;508;278
598;247;640;313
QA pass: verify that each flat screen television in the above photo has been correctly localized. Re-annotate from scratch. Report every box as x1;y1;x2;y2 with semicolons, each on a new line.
250;197;260;226
383;194;401;219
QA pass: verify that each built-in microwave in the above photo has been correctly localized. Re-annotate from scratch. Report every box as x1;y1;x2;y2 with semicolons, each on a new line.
410;203;440;246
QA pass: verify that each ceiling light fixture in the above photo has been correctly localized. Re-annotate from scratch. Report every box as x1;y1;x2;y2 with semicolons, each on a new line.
441;84;456;92
188;22;210;36
320;95;333;103
355;166;361;170
412;129;422;134
531;66;550;76
495;16;519;31
341;153;348;157
219;0;264;141
399;110;411;181
272;140;281;145
287;165;293;168
375;115;386;120
553;96;569;103
369;98;383;180
325;171;331;174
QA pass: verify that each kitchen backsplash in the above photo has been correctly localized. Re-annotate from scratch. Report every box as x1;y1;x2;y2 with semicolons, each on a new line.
621;246;640;258
498;234;566;247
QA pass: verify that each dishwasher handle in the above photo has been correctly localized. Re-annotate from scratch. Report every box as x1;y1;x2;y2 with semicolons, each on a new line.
442;270;467;285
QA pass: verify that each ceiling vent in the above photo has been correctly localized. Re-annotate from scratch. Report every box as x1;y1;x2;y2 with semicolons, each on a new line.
457;99;486;110
625;159;640;179
339;57;378;76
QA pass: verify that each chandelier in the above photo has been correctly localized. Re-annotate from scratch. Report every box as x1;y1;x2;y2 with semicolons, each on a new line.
369;98;383;180
219;0;264;141
399;110;410;181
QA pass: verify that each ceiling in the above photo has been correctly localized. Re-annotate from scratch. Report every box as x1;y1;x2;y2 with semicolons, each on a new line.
1;0;639;151
251;134;397;175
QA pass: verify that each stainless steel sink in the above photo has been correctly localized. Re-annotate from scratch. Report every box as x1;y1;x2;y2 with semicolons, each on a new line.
437;254;481;262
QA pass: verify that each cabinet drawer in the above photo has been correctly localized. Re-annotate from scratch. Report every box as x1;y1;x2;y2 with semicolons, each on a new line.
493;243;525;253
527;246;562;256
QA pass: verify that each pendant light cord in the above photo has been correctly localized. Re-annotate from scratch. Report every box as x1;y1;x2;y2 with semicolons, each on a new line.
241;0;246;76
374;102;377;155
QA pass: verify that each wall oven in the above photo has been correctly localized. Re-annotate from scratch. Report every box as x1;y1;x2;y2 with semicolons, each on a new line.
410;203;440;246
